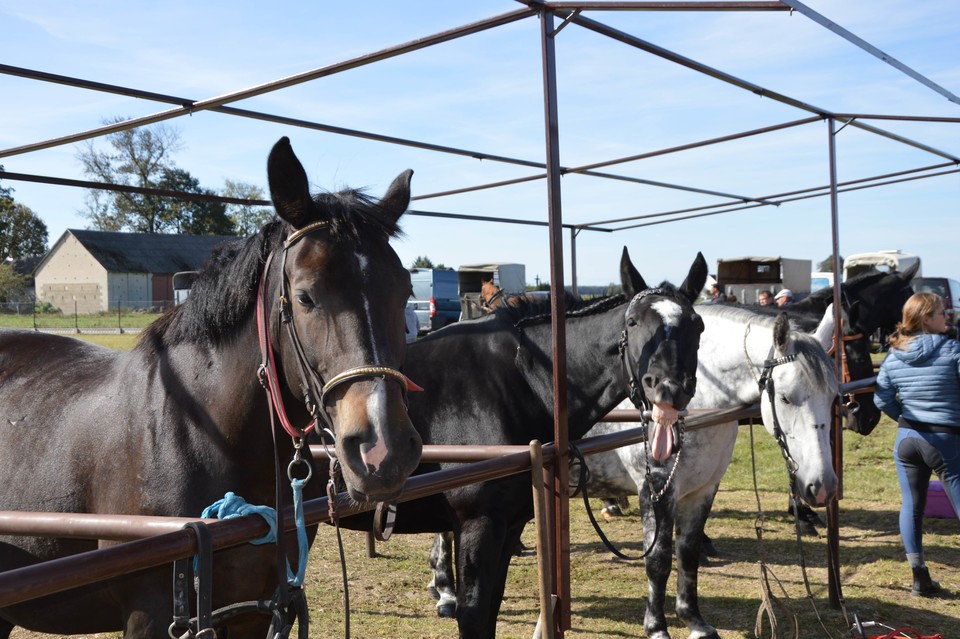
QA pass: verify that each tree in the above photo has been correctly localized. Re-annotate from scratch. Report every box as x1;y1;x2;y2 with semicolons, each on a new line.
77;121;182;233
0;262;28;303
222;179;274;237
817;255;844;272
411;256;450;270
0;195;48;260
76;121;228;235
157;168;234;236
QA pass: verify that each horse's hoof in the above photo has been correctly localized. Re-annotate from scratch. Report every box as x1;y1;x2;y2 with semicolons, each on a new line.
690;631;721;639
701;536;719;557
601;505;623;520
436;602;457;618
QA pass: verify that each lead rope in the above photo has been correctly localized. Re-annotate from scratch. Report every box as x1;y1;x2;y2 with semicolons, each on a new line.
754;354;844;639
319;429;352;639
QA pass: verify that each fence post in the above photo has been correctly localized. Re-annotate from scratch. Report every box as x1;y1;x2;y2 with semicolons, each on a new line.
74;300;79;334
32;303;37;331
118;300;123;334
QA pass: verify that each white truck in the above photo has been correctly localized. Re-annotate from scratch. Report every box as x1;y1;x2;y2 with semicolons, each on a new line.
457;262;526;320
715;256;812;304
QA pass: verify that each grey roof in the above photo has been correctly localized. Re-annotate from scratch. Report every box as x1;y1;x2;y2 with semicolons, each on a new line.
68;230;236;274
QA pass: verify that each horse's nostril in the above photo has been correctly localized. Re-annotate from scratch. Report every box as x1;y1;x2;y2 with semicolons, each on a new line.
641;373;658;390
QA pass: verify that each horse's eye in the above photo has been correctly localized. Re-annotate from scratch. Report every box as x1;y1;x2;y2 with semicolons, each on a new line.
780;395;791;405
627;317;638;327
296;292;314;307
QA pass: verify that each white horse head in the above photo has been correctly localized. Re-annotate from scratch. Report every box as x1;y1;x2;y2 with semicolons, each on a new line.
691;304;840;507
757;310;839;507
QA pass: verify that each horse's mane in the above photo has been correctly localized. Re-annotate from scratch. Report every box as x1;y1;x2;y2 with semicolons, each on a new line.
138;187;404;352
804;270;896;304
505;293;628;329
697;305;836;390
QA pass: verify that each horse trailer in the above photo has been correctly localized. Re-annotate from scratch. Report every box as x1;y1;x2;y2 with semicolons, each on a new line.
715;256;811;304
843;250;921;281
457;263;526;320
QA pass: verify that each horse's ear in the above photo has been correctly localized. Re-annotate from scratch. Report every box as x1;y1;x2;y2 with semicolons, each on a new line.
773;312;791;354
267;137;315;229
813;304;836;352
900;260;920;282
620;247;647;297
379;169;413;224
679;252;709;303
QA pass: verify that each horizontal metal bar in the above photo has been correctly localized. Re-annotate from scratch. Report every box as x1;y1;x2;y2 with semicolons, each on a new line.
543;1;790;10
780;0;960;105
0;8;536;159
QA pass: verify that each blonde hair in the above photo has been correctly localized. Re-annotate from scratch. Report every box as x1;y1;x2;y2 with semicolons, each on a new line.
888;292;943;350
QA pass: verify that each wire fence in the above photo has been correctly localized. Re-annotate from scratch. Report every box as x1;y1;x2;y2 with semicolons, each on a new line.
0;301;168;332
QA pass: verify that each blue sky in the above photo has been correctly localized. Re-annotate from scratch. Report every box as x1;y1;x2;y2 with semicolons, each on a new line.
1;1;957;288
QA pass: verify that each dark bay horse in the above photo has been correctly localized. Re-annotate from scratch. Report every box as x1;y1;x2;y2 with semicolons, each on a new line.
0;137;422;638
339;249;707;639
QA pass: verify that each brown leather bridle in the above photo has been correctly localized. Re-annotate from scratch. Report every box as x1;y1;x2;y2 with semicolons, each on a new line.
255;220;415;442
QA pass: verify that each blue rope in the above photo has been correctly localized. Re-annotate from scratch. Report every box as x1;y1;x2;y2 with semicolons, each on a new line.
201;492;278;544
199;489;309;587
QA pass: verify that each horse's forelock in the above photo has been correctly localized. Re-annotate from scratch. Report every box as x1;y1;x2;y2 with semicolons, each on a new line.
315;189;403;241
788;333;837;392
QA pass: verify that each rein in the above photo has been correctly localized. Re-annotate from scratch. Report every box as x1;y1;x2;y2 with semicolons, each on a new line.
751;346;840;637
581;286;684;560
248;221;412;639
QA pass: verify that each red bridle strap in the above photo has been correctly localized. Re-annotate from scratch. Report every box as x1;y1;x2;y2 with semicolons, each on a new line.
257;250;312;439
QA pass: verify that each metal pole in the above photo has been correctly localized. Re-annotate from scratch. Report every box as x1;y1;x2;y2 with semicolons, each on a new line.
530;441;555;639
825;116;844;608
569;227;578;297
538;7;571;635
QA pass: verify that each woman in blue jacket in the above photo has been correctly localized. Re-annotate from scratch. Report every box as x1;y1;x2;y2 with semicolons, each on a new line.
875;292;960;597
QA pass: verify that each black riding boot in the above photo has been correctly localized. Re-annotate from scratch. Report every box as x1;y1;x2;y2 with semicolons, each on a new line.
911;565;941;597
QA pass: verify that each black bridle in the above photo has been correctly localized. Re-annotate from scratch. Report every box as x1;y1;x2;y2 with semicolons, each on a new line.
756;354;800;481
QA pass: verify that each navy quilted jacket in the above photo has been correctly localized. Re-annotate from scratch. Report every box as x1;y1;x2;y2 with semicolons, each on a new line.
874;333;960;427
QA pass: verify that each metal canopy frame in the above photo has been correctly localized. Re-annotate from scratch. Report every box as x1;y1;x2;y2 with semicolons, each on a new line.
1;2;958;636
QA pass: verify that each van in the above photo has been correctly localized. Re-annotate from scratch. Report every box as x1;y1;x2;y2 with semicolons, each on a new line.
810;271;834;294
408;268;459;334
912;277;960;328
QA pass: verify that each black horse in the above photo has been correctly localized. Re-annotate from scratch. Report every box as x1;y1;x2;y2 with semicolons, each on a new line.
0;138;422;638
750;263;918;436
337;249;707;639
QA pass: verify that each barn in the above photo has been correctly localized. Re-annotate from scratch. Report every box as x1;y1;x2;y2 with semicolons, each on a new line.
33;230;235;313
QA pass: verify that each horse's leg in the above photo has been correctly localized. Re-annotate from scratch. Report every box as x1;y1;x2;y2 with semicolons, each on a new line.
428;531;458;618
674;486;721;639
454;516;511;639
639;484;676;639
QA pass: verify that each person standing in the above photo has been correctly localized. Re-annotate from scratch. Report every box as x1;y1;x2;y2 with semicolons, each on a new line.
874;292;960;597
404;303;420;344
758;290;774;306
